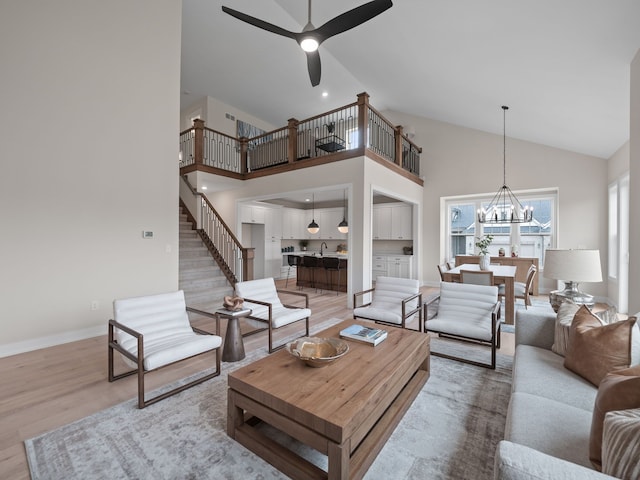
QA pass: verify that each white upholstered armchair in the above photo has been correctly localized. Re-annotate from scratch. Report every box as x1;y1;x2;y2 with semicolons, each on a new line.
424;281;501;369
108;290;223;408
353;276;423;331
234;277;311;353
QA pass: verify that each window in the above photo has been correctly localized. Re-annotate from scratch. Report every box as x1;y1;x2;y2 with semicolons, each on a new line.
444;191;556;265
609;174;629;312
609;182;618;279
448;204;476;258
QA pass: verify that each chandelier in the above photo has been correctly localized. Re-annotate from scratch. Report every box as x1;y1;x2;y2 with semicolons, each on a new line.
477;106;533;224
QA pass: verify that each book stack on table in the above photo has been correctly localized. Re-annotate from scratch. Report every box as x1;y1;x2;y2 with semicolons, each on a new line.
339;324;388;346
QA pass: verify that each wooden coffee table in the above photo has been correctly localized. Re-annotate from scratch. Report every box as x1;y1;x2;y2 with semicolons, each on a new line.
227;319;430;480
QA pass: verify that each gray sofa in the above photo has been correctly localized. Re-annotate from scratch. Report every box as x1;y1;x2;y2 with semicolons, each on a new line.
494;305;618;479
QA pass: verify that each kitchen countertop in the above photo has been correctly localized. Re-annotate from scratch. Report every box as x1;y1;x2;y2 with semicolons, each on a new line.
282;251;348;258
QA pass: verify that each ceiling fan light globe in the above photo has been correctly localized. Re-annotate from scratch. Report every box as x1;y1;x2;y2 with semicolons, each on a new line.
300;37;319;52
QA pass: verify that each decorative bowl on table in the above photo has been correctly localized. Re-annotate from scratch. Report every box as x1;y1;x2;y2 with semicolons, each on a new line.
286;337;349;368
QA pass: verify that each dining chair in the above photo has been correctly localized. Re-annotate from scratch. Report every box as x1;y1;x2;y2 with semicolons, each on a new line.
460;269;494;286
437;263;449;281
499;264;537;308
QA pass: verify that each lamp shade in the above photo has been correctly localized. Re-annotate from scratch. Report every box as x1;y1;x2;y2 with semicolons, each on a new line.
543;249;602;283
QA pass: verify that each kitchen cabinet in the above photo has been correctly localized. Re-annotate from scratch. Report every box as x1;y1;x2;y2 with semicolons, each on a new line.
372;203;412;240
239;204;266;224
264;208;283;278
371;254;413;279
372;205;392;240
317;208;347;240
282;208;306;240
392;204;412;240
372;255;388;279
386;255;412;278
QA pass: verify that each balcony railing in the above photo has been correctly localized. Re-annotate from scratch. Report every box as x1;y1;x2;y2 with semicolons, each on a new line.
179;92;423;184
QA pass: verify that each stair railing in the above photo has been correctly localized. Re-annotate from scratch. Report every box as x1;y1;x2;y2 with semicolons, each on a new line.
180;175;254;284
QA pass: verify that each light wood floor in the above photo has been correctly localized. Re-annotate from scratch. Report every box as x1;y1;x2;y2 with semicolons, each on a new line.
0;280;515;479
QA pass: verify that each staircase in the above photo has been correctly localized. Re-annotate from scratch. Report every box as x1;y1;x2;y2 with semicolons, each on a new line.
179;208;233;310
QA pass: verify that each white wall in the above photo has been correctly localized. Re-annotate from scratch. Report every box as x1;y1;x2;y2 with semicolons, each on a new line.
629;49;640;314
384;110;609;298
608;141;630;182
181;96;276;135
0;0;182;356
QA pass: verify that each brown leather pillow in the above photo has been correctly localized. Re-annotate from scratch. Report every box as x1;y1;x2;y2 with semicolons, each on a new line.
589;365;640;470
564;305;636;386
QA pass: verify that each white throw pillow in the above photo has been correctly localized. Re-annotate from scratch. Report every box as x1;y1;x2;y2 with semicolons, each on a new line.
551;300;580;356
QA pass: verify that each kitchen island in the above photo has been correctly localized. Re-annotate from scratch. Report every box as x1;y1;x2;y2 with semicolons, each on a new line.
295;254;347;293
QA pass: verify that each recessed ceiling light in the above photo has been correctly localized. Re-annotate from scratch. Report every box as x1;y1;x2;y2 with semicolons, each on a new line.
201;186;208;190
305;198;311;202
322;91;328;97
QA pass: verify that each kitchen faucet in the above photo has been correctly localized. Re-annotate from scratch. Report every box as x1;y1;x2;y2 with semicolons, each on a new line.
320;242;328;256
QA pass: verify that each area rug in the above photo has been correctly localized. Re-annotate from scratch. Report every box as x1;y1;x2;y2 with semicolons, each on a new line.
25;323;513;480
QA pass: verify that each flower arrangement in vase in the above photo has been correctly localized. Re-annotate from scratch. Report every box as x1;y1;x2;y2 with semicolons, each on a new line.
475;234;494;270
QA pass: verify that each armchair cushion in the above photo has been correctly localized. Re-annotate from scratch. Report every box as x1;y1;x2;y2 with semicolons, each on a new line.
113;290;221;371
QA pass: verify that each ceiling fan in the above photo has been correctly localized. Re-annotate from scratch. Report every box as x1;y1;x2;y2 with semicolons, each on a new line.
221;0;393;87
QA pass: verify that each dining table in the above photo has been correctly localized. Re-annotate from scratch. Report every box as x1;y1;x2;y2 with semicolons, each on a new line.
442;263;518;325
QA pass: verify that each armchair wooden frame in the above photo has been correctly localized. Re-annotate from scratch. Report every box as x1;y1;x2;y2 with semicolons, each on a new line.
241;289;310;353
353;288;423;332
424;295;502;369
108;306;221;409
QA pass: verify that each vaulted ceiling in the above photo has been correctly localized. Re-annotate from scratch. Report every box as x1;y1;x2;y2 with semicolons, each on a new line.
181;0;640;159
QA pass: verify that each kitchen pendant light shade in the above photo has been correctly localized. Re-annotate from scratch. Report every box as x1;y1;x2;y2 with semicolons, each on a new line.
478;106;533;224
307;219;319;234
337;189;348;233
307;193;320;234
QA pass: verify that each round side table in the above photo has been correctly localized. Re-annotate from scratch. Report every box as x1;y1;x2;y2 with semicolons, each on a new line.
216;307;252;362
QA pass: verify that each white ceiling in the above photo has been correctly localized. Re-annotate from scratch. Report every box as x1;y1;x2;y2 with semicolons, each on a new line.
181;0;640;161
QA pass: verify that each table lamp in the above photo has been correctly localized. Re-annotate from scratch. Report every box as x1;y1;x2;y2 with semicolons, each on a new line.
543;249;602;312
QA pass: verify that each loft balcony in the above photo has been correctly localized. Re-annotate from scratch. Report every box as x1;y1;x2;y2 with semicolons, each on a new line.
179;92;423;186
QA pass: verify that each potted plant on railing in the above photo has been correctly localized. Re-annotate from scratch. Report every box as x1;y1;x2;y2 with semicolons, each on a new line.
475;234;494;270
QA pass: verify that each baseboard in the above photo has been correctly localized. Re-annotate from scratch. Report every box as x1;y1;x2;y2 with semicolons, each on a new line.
0;325;104;359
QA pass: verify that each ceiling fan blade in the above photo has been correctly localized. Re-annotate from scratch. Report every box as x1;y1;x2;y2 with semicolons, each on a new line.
221;6;297;40
314;0;393;43
305;50;321;87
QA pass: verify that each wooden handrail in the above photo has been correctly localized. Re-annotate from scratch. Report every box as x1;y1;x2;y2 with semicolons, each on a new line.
180;176;254;284
301;100;359;125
